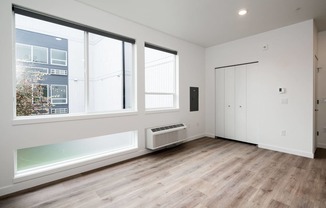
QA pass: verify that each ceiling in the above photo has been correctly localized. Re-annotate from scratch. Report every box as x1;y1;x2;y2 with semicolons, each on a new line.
76;0;326;47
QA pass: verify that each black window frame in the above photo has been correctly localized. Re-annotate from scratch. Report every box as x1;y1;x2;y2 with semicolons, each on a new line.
13;5;135;115
144;43;177;55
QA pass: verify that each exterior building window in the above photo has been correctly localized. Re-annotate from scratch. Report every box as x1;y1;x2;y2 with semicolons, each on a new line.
14;7;135;117
51;85;67;104
145;43;178;110
51;49;67;66
32;46;48;64
51;108;68;114
16;44;48;64
16;43;32;62
26;67;48;74
32;84;49;114
50;69;67;75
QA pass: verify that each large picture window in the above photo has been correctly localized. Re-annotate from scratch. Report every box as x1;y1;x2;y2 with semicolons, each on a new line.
145;43;178;110
14;6;135;117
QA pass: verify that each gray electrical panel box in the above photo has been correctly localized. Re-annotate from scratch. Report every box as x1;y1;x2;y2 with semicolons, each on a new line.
190;87;199;111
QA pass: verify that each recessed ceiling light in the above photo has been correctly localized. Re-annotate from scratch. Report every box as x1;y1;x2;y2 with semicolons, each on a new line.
238;9;247;16
55;37;62;41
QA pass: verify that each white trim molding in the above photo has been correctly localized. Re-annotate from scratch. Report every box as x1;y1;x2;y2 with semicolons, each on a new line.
258;143;314;158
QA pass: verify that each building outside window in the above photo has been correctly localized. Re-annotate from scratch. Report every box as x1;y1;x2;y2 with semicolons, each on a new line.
145;43;178;110
16;28;69;115
14;9;135;117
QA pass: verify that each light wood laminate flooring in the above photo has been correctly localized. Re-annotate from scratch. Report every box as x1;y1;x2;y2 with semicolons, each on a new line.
0;137;326;208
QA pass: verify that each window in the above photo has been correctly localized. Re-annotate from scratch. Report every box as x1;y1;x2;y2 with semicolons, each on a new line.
51;108;68;114
16;44;48;64
51;85;67;104
33;46;48;64
50;69;67;75
32;84;49;114
16;43;31;62
16;131;137;174
88;33;133;112
145;43;178;109
14;6;135;117
51;49;67;66
32;84;48;103
24;67;48;74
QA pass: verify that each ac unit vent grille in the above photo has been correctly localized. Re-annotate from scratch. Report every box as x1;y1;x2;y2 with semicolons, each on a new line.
151;124;184;132
146;123;187;150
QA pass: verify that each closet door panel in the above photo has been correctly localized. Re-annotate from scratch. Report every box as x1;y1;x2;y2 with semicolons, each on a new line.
224;68;235;139
235;66;247;141
247;64;259;143
215;69;225;137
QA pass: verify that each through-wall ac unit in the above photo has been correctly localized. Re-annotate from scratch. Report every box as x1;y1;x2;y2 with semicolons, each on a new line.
146;124;187;150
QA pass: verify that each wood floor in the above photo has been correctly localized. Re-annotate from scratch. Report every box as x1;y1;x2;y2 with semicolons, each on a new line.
0;137;326;208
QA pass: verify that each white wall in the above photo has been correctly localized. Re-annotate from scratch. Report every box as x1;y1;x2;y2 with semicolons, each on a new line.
206;20;315;158
317;31;326;148
0;0;205;196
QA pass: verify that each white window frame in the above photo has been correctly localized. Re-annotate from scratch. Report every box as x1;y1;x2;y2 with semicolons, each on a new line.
25;66;49;74
50;68;68;75
144;46;178;110
50;49;67;66
32;84;49;104
32;45;48;64
16;43;32;62
51;108;68;114
51;84;68;104
16;43;49;64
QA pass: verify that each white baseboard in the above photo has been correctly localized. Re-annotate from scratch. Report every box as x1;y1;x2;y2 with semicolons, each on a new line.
205;133;215;138
185;134;206;142
258;143;314;158
317;142;326;149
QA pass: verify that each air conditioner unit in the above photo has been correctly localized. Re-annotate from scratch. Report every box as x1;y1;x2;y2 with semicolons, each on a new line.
146;123;187;150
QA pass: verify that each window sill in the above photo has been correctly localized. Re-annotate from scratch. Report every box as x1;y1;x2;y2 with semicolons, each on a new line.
145;108;180;115
12;110;138;126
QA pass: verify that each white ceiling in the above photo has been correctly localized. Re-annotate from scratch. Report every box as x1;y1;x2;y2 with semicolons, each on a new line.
76;0;326;47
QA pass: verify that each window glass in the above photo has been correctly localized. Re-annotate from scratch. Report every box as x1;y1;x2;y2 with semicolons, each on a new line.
26;67;48;74
145;46;177;109
16;44;31;62
51;49;67;66
33;46;48;64
88;33;133;112
31;84;49;114
17;131;137;173
51;85;67;104
15;14;84;116
15;13;134;117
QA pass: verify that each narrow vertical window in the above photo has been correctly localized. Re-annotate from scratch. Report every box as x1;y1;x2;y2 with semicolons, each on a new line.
145;43;178;110
88;33;133;112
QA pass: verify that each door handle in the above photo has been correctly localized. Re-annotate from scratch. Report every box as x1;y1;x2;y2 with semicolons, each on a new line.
315;109;319;112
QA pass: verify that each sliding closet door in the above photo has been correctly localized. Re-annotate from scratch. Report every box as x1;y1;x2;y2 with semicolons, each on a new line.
215;69;225;137
246;64;259;143
224;68;235;139
235;66;247;141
